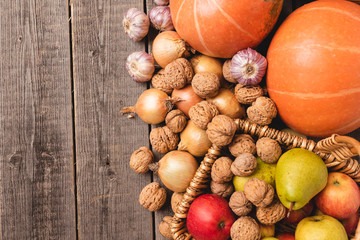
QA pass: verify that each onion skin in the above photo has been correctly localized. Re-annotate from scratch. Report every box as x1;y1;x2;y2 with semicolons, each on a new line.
178;120;212;157
152;31;190;68
135;89;173;124
207;89;245;119
190;54;224;82
158;150;198;192
172;85;202;117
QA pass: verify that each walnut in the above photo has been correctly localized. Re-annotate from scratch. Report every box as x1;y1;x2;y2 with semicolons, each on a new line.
235;84;264;104
228;134;256;157
211;157;234;183
230;216;261;240
229;191;253;216
231;153;257;177
244;178;274;207
175;58;194;84
150;126;179;154
192;72;221;98
189;101;219;129
171;192;184;213
129;146;154;174
165;109;187;133
206;115;237;147
222;59;237;83
256;198;286;225
247;97;277;126
159;216;173;239
139;182;167;211
256;137;282;163
210;181;234;198
151;69;173;94
164;60;187;89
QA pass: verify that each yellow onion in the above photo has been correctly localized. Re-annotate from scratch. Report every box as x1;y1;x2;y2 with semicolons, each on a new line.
207;88;245;119
152;31;192;68
150;150;198;192
190;54;224;81
178;120;212;157
120;88;173;124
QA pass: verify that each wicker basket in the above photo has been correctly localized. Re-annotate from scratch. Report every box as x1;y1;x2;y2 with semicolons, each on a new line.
171;118;360;240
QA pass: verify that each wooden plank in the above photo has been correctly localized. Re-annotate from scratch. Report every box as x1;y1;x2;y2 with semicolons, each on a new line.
145;1;175;239
71;0;153;239
0;0;76;239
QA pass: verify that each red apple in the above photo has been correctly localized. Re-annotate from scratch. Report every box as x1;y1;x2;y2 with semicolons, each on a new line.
284;200;314;224
341;209;359;236
277;233;295;240
315;172;360;219
187;194;236;240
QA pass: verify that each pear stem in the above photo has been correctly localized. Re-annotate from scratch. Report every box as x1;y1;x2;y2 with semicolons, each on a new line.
287;202;294;218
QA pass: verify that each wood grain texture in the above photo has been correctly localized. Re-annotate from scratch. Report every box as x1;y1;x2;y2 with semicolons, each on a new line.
71;0;153;239
0;0;76;239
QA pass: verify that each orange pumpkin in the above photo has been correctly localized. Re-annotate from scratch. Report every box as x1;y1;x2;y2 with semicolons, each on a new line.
267;0;360;137
169;0;283;58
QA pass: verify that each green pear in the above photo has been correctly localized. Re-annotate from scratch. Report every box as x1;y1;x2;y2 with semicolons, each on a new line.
295;215;347;240
233;157;276;191
276;148;328;210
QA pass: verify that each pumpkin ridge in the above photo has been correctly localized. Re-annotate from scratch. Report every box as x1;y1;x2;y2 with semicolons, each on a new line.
174;0;186;28
208;0;257;41
294;7;360;23
269;44;360;55
194;0;214;56
268;88;360;99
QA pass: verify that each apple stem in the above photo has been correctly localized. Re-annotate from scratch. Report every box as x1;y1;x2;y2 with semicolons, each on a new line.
287;202;294;218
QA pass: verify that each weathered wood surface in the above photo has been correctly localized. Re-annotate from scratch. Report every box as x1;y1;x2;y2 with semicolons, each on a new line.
0;0;76;239
71;0;153;239
0;0;359;240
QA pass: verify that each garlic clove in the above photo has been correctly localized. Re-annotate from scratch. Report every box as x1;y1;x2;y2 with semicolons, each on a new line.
230;48;267;86
149;6;174;32
123;8;150;42
126;51;155;83
154;0;169;6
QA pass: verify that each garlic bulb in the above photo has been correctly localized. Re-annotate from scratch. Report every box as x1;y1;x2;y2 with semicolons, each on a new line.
126;51;155;82
123;8;150;42
154;0;169;6
149;6;174;31
231;48;267;86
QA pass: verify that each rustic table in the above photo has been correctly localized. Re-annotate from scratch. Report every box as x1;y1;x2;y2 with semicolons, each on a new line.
0;0;359;239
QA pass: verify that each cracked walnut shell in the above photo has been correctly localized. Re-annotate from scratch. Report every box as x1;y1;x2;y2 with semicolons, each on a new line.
189;101;219;130
256;198;286;225
129;146;154;174
206;115;237;147
150;126;179;154
230;216;261;240
210;181;234;198
159;216;173;240
211;157;234;183
228;134;256;157
231;153;257;177
244;178;274;207
234;84;264;105
256;137;282;164
229;191;253;216
165;109;187;133
192;72;221;98
139;182;167;212
247;97;277;126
